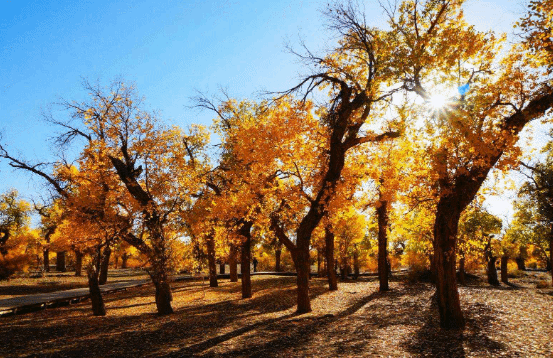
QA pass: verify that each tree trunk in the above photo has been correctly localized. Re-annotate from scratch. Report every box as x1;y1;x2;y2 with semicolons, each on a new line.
122;253;129;269
114;255;118;269
206;235;218;288
377;199;389;292
501;255;509;284
340;253;347;280
152;273;173;315
458;255;466;286
295;246;311;313
98;245;111;285
229;244;238;282
239;223;252;299
487;256;499;286
56;251;66;272
43;248;50;272
275;248;281;272
317;249;322;276
74;250;83;277
219;263;225;274
353;248;359;279
325;226;337;291
433;198;465;329
550;235;553;286
87;251;106;316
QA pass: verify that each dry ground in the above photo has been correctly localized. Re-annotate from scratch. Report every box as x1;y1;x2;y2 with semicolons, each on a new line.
1;273;552;357
0;269;149;299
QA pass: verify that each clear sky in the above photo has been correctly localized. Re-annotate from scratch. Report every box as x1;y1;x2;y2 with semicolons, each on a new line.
0;0;531;222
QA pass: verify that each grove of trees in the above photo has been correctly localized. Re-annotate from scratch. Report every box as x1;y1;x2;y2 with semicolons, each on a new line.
0;0;552;330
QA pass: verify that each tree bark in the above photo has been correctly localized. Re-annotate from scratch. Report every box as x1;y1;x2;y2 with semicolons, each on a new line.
377;199;389;292
501;255;509;284
550;235;553;286
317;249;322;277
43;248;50;272
325;226;337;291
87;251;105;316
219;263;225;274
206;235;218;288
74;250;83;277
151;273;173;315
98;245;111;285
239;222;252;299
275;248;281;272
487;256;499;286
433;198;465;329
229;244;238;282
122;253;129;269
353;247;359;279
458;255;466;286
295;246;311;313
516;257;525;270
56;251;66;272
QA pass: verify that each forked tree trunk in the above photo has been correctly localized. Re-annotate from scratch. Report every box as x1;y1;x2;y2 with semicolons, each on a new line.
275;248;282;272
377;199;389;292
74;250;83;277
239;223;252;299
56;251;66;272
206;235;218;288
98;245;111;285
501;255;509;284
229;244;238;282
433;198;465;329
325;226;337;291
43;249;50;272
458;255;466;286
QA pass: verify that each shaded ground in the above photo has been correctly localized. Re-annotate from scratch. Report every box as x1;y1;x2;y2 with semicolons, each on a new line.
1;273;552;357
0;269;149;299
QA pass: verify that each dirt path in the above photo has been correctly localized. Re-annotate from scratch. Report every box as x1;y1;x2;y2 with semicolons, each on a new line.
1;275;551;357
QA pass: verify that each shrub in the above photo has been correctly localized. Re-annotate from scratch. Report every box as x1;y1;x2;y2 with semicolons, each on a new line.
536;280;551;289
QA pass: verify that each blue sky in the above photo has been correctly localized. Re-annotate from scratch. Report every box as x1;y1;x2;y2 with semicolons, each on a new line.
0;0;527;216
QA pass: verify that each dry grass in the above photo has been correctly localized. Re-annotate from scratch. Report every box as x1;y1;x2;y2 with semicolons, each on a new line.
1;273;552;357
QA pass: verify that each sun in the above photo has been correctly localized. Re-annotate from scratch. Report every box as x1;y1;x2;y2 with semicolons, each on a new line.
428;94;448;110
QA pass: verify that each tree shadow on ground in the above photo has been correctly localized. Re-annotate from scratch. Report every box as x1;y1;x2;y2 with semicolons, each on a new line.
0;276;328;358
403;293;507;358
184;288;405;357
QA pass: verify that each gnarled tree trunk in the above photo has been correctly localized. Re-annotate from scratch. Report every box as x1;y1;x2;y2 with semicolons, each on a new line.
98;245;111;285
87;250;106;316
433;198;465;329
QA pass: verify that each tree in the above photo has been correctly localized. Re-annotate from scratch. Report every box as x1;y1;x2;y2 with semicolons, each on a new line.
386;0;553;328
